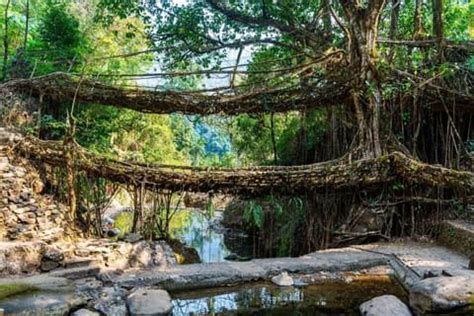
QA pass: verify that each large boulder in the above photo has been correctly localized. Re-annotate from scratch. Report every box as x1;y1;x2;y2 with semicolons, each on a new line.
360;295;412;316
168;239;201;264
409;276;474;314
0;242;45;275
127;288;173;316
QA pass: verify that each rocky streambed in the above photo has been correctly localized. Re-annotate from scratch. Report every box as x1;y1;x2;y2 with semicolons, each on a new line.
0;242;473;315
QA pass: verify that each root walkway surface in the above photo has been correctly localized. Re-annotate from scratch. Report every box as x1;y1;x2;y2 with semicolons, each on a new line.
12;133;474;195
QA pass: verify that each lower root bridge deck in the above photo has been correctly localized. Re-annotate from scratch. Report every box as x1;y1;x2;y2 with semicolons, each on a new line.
12;136;474;195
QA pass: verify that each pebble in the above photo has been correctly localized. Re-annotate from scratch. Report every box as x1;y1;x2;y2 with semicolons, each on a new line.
271;271;294;286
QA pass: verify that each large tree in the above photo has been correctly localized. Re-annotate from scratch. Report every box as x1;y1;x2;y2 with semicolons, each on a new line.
37;0;468;160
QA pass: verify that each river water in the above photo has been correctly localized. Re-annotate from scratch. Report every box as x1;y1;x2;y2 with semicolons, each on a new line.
169;209;251;263
170;277;408;315
167;210;411;315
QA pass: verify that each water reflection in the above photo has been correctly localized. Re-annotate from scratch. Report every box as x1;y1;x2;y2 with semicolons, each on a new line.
170;209;232;263
171;278;407;315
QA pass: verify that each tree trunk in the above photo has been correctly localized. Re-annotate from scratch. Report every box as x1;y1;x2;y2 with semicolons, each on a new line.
23;0;29;50
414;0;424;39
2;0;11;81
388;0;400;61
432;0;444;61
339;0;387;158
321;0;332;35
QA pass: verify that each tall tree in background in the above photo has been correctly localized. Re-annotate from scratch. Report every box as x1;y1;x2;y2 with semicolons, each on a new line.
2;0;11;80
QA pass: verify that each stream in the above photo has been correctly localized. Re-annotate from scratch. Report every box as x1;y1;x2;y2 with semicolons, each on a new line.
167;210;412;315
170;277;408;315
169;209;251;263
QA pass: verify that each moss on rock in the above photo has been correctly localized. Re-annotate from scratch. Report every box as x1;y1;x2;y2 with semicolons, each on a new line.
0;283;37;300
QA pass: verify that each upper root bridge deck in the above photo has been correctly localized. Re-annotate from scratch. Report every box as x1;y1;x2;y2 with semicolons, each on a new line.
1;72;349;115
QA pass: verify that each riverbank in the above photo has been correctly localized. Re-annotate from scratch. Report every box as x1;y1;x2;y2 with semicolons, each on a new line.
0;241;472;315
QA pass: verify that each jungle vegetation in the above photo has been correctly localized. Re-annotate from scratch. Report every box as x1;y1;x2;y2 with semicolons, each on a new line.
0;0;473;257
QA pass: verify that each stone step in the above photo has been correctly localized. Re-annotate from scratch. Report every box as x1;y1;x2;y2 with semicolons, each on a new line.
63;257;100;269
437;220;474;256
49;265;101;280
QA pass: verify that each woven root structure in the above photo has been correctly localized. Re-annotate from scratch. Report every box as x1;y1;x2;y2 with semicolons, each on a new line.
1;72;350;115
12;135;474;196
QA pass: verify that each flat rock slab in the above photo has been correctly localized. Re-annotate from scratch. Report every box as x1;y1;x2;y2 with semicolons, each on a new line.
355;242;470;279
127;288;172;316
0;291;84;316
409;275;474;314
438;220;474;256
49;265;101;280
116;248;386;291
0;275;73;292
360;294;412;316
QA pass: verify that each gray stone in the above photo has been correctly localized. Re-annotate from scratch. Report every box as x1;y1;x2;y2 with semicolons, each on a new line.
43;247;64;262
127;288;173;316
74;277;103;291
360;295;412;316
0;253;6;273
0;291;83;316
49;265;101;280
20;191;31;201
293;279;308;288
93;287;128;316
123;233;143;243
71;309;100;316
40;260;60;272
116;248;387;291
12;207;27;214
271;272;294;286
409;275;474;314
129;242;153;267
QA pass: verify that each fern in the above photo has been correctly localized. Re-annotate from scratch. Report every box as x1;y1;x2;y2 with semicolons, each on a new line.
244;200;264;229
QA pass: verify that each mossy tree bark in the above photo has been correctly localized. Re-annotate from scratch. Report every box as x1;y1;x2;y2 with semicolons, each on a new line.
339;0;387;158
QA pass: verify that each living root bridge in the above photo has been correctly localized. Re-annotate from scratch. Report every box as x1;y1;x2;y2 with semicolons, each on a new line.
12;136;474;195
1;72;349;115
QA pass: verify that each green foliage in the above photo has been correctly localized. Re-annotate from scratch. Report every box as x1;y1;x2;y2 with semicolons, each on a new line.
272;196;305;256
114;211;133;237
267;195;283;217
392;180;405;192
288;197;304;212
243;200;264;229
206;194;215;219
230;110;328;165
38;1;81;51
24;0;88;76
